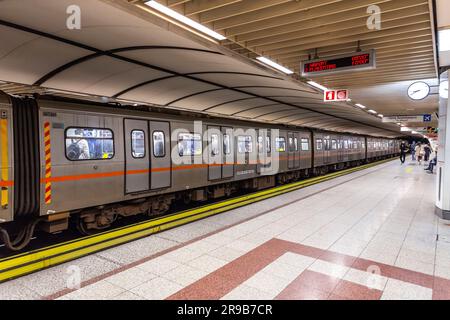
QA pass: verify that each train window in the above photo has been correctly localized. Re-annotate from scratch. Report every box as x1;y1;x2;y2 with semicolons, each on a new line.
353;142;358;149
65;127;114;161
131;130;145;158
301;138;309;151
331;140;337;150
258;136;264;153
178;133;202;156
211;134;219;156
153;131;165;157
294;137;298;151
238;135;253;153
275;137;286;152
343;140;348;149
266;136;271;153
223;134;231;155
316;139;323;151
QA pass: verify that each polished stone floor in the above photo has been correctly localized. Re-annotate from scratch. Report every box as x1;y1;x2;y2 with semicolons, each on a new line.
2;158;449;300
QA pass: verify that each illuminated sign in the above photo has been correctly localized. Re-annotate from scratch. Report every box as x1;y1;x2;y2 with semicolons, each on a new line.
301;50;376;76
324;89;349;102
382;114;434;123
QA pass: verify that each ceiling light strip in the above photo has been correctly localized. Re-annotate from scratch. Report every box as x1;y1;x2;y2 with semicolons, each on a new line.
256;57;294;75
307;81;328;91
144;1;226;41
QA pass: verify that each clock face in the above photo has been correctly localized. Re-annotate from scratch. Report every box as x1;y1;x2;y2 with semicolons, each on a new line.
440;80;448;99
407;81;430;100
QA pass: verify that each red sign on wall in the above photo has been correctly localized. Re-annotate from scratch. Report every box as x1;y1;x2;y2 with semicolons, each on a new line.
324;89;348;102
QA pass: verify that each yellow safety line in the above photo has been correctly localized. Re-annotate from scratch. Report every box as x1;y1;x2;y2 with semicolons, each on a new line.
0;119;8;207
0;158;395;282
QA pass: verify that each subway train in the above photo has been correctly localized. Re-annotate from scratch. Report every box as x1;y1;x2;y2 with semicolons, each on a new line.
0;92;400;250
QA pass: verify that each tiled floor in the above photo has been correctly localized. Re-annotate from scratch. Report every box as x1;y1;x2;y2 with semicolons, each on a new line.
2;159;449;300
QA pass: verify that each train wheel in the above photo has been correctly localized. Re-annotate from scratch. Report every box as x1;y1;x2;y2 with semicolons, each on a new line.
75;214;115;236
75;216;91;235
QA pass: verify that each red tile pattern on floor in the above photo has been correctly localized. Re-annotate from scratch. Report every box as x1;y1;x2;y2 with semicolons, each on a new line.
352;258;433;289
168;238;449;300
275;270;337;300
432;278;450;300
167;241;286;300
275;270;383;300
332;279;383;300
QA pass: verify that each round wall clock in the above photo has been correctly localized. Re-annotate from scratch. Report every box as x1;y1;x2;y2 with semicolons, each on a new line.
407;81;430;100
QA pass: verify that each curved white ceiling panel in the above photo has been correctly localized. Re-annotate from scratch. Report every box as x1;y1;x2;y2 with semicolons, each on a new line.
120;49;257;75
0;27;90;84
169;89;252;111
44;56;164;94
208;98;273;115
120;76;218;105
235;105;298;118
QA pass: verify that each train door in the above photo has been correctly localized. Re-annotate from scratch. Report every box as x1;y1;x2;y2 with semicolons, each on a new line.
124;119;150;193
287;132;295;169
207;125;222;181
362;138;366;160
294;133;300;168
256;129;264;174
236;131;255;176
315;136;324;166
323;136;330;164
222;127;234;178
348;138;354;160
149;121;171;189
266;130;272;173
300;136;310;168
337;138;343;162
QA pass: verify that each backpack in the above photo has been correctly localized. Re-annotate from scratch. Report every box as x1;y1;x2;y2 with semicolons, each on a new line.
67;142;81;160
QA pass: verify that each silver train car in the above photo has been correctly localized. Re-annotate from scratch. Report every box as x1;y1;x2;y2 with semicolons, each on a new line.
0;93;400;250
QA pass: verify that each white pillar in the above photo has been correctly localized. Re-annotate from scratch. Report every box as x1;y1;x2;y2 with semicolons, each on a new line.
436;70;450;219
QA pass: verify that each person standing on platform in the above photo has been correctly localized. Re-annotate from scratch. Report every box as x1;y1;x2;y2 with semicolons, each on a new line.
425;149;438;174
410;141;416;161
399;141;407;164
415;143;424;165
424;143;431;162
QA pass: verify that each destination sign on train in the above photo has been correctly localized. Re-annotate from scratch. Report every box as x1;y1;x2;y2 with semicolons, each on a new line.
301;50;376;76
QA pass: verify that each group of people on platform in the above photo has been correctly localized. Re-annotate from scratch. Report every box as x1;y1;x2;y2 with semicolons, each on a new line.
399;140;437;173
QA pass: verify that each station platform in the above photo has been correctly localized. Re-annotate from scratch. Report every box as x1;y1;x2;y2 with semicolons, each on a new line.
1;159;449;300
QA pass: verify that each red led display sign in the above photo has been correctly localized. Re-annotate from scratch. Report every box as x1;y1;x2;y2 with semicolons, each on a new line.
301;50;376;76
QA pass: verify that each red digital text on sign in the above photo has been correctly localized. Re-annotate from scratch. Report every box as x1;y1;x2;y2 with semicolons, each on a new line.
352;54;370;66
304;60;336;72
304;53;371;73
